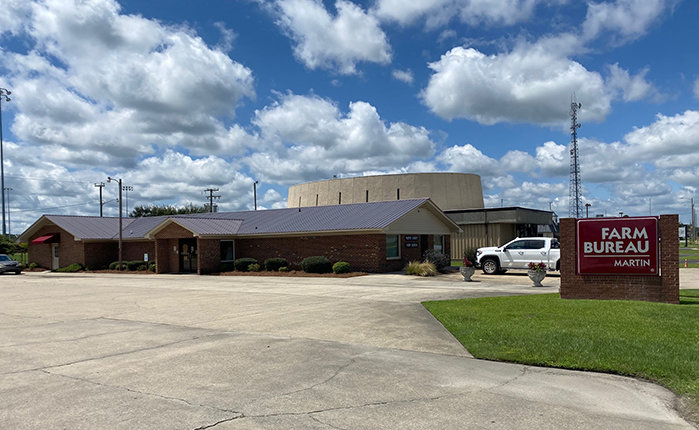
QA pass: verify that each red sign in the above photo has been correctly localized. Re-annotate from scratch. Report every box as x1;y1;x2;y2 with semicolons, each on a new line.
577;217;659;275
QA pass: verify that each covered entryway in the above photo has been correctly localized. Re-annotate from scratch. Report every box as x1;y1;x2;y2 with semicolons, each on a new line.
178;239;197;273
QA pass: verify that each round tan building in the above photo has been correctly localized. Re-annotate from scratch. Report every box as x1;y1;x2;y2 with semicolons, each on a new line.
287;172;484;211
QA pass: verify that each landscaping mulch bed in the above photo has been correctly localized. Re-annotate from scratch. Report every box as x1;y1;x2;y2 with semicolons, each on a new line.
217;270;368;278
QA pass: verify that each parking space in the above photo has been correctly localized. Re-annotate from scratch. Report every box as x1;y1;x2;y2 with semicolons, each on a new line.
0;272;692;429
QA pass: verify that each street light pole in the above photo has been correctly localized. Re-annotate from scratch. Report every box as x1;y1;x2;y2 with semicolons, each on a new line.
585;203;591;218
254;181;259;210
107;177;123;270
4;187;11;238
0;87;11;239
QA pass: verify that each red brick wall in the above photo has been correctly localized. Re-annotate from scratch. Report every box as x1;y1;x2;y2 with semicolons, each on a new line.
196;238;219;274
27;226;84;270
560;215;679;304
122;241;155;263
235;234;428;273
84;242;118;269
154;239;171;274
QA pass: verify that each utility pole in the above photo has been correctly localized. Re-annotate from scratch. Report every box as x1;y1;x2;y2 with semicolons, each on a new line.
254;181;259;210
4;187;11;238
692;197;696;244
0;87;11;239
122;185;133;216
569;95;583;218
107;177;123;270
204;188;220;213
94;182;105;217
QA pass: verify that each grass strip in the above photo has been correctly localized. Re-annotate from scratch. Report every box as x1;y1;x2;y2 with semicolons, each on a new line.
424;291;699;413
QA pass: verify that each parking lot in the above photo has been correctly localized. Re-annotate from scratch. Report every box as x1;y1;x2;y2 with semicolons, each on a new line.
0;271;693;429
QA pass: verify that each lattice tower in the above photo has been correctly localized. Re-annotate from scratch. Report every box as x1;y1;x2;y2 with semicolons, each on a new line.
569;99;582;218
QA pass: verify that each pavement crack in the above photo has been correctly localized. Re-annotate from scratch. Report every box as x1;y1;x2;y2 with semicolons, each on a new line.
192;415;245;429
4;333;220;375
308;414;350;430
39;369;243;417
244;357;359;408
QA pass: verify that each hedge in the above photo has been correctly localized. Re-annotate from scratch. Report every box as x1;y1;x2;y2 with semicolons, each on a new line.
301;256;332;274
234;258;258;272
332;261;350;274
264;258;288;272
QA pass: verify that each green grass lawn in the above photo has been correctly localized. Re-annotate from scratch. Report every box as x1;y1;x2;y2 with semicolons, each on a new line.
424;291;699;416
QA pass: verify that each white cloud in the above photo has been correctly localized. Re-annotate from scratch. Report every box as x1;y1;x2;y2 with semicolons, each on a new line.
392;69;414;85
606;63;658;102
694;78;699;100
5;0;255;169
436;144;499;176
582;0;668;45
373;0;550;28
274;0;391;74
421;45;611;125
247;93;435;183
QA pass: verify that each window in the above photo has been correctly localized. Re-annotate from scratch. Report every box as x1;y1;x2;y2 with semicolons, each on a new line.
397;188;400;200
551;239;560;249
366;190;369;202
433;235;444;253
525;240;546;249
505;240;526;250
386;235;400;259
339;192;342;204
220;241;235;262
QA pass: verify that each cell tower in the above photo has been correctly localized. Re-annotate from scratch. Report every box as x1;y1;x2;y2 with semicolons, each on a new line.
569;96;582;218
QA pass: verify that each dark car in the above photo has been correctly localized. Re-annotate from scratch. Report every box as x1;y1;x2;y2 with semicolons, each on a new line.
0;254;22;274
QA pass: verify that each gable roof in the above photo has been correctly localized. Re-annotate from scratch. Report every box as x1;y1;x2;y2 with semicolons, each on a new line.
19;199;460;242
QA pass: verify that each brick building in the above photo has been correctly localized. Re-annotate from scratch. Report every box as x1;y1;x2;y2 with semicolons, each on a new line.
19;199;459;274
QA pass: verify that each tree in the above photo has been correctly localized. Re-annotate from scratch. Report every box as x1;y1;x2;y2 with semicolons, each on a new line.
129;203;209;217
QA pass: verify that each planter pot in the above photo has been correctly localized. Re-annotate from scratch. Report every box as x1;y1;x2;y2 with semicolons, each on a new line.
528;270;546;287
460;266;475;282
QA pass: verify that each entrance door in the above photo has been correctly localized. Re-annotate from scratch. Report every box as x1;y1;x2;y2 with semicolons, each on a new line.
52;244;59;270
179;239;198;273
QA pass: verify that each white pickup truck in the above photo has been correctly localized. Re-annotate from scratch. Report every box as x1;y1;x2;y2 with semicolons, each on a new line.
476;237;560;274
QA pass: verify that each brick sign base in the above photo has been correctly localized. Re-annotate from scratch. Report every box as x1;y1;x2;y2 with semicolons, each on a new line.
560;215;679;304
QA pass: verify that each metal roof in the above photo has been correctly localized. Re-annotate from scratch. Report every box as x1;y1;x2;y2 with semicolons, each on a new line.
171;218;244;236
171;199;433;235
21;199;457;241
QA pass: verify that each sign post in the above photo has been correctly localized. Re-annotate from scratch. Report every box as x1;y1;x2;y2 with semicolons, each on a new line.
577;217;659;276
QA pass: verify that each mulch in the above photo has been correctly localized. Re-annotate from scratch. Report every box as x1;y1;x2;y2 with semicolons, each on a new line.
217;270;368;278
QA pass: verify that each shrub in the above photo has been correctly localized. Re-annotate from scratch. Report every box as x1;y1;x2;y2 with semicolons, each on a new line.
109;261;122;270
405;261;437;277
423;249;451;271
136;265;147;271
56;263;84;273
279;266;289;272
332;261;350;274
405;261;422;275
248;263;261;272
148;262;156;272
301;256;332;274
28;262;38;270
126;260;146;271
264;258;288;272
219;262;235;273
234;258;257;272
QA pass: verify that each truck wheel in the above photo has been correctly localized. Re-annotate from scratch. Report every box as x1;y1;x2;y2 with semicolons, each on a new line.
482;258;499;275
556;260;560;271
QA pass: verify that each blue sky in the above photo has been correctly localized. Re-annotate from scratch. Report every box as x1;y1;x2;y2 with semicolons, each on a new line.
1;0;698;233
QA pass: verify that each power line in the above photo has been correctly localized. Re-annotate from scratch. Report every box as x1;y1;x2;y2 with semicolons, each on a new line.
12;200;104;213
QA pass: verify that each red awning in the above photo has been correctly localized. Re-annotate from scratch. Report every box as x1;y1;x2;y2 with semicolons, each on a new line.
31;234;60;244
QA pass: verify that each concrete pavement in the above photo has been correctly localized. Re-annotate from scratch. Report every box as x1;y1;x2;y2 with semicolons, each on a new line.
0;271;694;429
